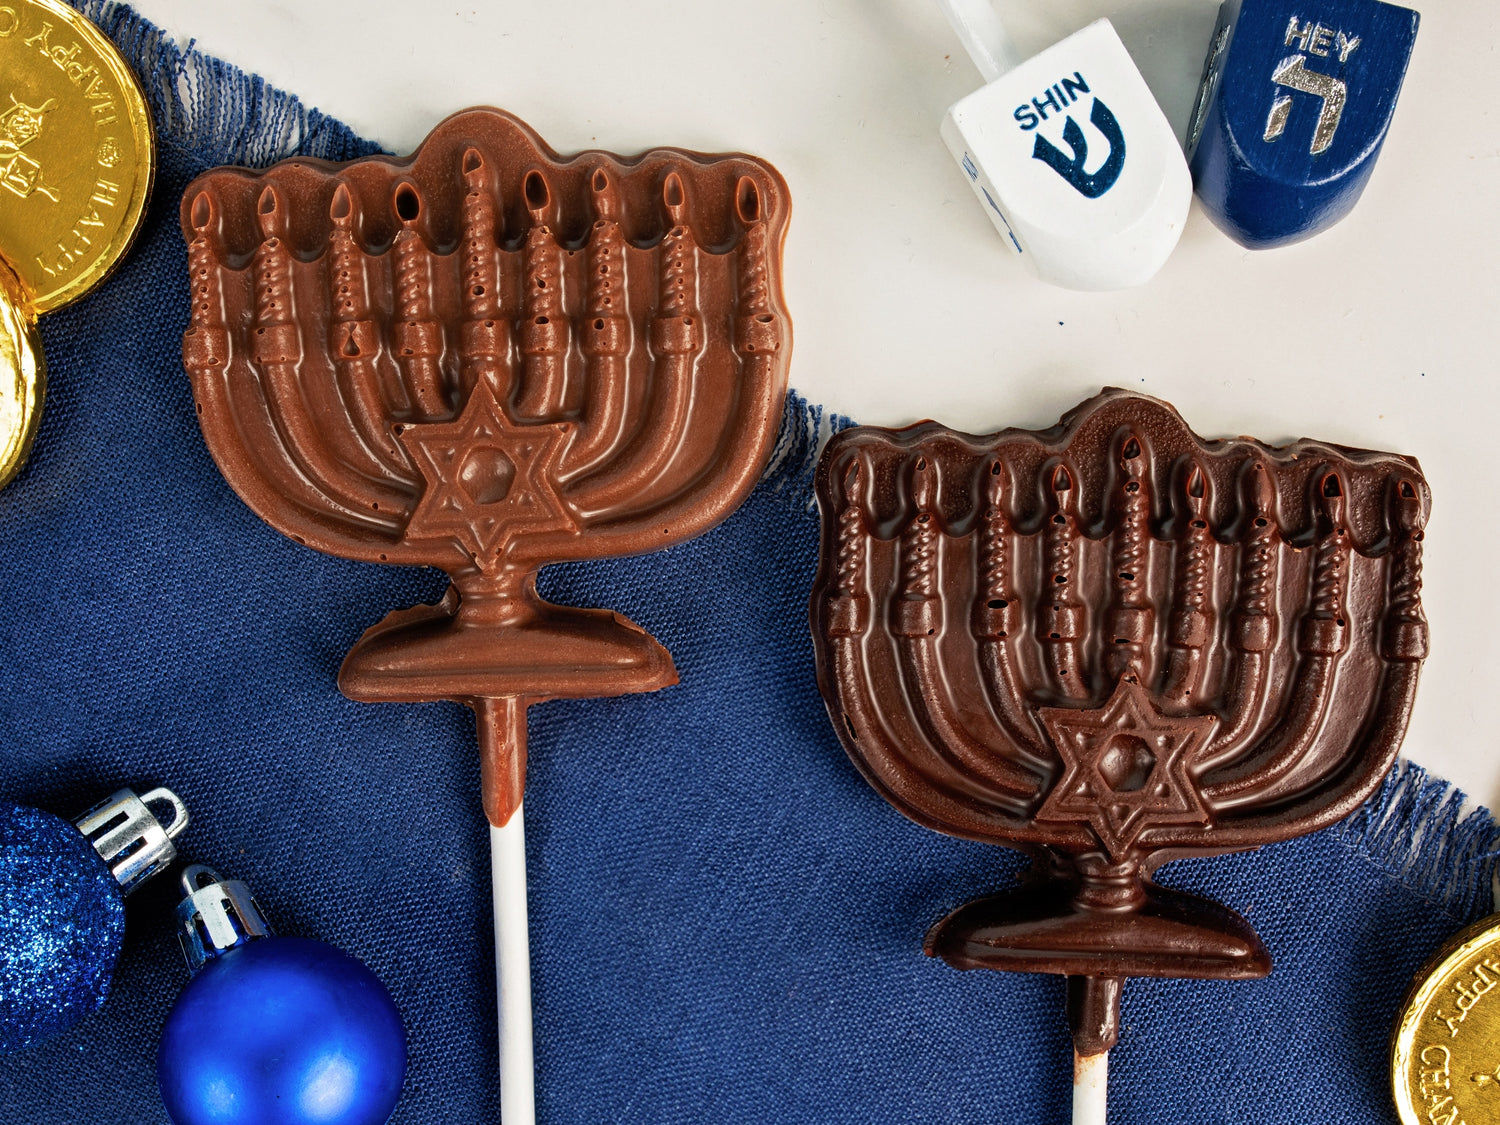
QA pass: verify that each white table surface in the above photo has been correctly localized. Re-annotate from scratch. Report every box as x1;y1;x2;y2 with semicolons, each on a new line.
126;0;1500;807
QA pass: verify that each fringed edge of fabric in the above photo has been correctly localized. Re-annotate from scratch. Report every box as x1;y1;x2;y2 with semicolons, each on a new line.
760;393;860;512
1335;759;1500;924
77;0;382;166
761;392;826;511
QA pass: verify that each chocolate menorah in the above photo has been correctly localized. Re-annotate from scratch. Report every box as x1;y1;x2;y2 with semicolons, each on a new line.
810;390;1428;1055
181;109;790;825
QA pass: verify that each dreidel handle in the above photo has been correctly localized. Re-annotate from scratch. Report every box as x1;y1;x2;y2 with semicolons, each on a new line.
936;0;1023;81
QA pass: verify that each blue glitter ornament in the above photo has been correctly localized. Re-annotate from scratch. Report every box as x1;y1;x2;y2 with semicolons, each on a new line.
157;865;407;1125
0;787;189;1052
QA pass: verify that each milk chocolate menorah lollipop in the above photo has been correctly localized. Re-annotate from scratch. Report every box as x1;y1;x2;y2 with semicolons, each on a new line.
810;390;1428;1123
180;108;790;1121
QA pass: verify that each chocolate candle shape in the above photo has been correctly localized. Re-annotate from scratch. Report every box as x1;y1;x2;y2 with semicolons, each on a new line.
182;109;791;826
810;390;1428;1060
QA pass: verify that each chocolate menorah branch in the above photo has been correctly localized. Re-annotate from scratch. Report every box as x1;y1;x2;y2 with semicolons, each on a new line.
180;108;791;826
809;389;1428;1055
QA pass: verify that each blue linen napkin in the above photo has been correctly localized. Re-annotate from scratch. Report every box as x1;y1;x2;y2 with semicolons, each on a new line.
1;4;1497;1122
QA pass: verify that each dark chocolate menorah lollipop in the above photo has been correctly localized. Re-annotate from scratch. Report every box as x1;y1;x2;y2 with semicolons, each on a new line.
181;108;790;828
810;389;1428;1117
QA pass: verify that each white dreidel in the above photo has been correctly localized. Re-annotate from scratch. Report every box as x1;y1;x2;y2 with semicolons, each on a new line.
937;0;1192;290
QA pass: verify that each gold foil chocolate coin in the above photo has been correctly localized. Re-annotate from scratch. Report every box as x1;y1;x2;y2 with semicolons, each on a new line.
1393;916;1500;1125
0;0;151;488
0;273;43;487
0;0;154;314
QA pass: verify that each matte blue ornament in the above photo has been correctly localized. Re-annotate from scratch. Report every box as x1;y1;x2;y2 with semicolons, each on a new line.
157;865;406;1125
0;788;188;1052
1185;0;1419;248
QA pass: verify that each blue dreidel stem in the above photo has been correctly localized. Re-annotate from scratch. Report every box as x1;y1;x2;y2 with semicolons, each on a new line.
0;787;189;1052
1186;0;1419;248
158;865;407;1125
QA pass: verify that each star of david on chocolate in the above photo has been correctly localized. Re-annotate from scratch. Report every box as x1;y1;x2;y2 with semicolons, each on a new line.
810;389;1430;1067
1035;677;1214;859
181;108;791;825
399;384;575;562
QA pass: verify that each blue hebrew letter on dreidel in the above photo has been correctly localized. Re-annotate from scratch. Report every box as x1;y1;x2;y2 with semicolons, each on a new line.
1186;0;1418;248
1031;98;1127;198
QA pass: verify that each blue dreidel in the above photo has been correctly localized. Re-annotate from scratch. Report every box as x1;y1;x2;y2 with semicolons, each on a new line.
1186;0;1419;248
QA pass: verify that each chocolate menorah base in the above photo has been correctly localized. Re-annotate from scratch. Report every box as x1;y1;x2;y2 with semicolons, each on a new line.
338;587;678;826
338;589;677;704
924;880;1272;981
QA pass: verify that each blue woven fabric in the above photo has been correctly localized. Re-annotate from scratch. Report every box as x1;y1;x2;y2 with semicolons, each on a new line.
1;4;1498;1122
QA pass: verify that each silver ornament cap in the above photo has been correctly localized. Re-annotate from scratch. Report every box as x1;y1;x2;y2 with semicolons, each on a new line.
73;786;189;895
175;864;273;972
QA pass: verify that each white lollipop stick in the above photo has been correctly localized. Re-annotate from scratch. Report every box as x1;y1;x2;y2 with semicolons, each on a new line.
1066;975;1119;1125
934;0;1191;290
1073;1050;1108;1125
491;807;535;1125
